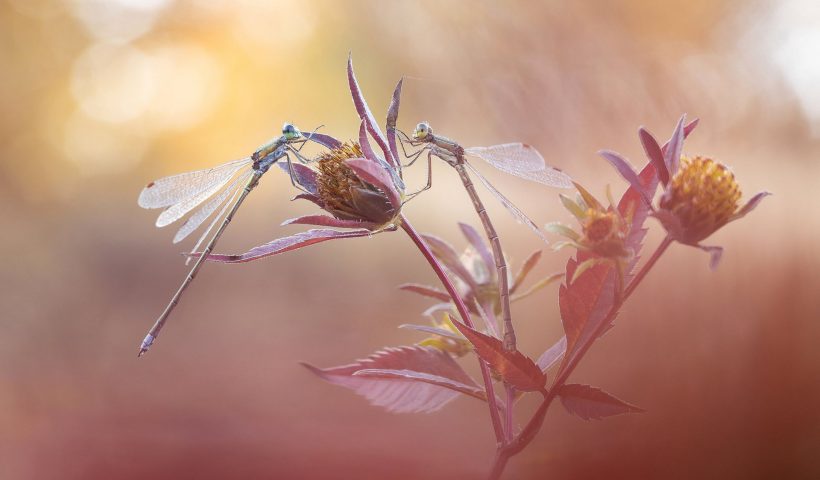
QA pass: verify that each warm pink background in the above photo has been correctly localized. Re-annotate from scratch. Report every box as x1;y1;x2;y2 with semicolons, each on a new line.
2;1;817;478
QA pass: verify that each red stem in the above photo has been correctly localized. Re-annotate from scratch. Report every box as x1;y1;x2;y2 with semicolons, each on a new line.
400;216;505;443
488;236;674;478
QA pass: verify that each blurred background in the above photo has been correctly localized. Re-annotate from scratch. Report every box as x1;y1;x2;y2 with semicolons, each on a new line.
1;0;818;478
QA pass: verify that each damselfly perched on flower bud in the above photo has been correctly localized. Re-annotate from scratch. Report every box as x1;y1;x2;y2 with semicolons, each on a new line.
135;123;335;356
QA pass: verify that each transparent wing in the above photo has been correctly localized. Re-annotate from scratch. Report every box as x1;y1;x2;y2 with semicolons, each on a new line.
464;162;548;242
173;170;252;244
183;173;249;265
155;164;252;228
138;158;251;209
465;143;573;188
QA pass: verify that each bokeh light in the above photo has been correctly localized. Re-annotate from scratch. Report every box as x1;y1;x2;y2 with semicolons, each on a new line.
1;1;818;479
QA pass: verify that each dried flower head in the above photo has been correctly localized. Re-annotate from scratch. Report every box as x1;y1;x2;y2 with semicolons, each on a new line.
547;183;635;281
657;155;741;244
315;141;400;227
600;115;770;269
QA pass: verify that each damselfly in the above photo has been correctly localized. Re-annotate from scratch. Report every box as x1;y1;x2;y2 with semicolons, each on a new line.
136;123;328;357
395;122;572;350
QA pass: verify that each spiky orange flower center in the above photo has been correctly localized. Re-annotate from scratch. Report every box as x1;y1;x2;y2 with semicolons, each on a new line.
316;142;366;212
660;156;741;236
583;210;618;243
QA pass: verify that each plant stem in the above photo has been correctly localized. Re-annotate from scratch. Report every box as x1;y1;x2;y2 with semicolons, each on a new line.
400;216;505;443
488;236;674;477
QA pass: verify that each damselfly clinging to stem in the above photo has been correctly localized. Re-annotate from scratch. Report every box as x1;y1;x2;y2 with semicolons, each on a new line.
394;121;573;352
136;123;333;357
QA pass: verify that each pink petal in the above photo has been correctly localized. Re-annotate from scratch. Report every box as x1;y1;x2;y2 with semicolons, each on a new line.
357;119;379;163
291;193;324;208
458;222;495;278
697;244;724;271
598;150;652;206
663;114;687;177
347;55;396;168
638;127;669;185
282;214;379;230
303;131;341;149
345;158;402;211
200;228;372;263
731;191;771;221
386;77;404;164
398;283;452;302
277;162;318;194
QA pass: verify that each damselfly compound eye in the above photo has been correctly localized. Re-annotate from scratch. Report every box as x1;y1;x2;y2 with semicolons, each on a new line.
413;122;431;140
282;123;300;139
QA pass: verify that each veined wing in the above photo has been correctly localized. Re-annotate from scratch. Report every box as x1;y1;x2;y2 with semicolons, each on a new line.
183;172;249;265
464;162;548;242
155;163;251;228
138;158;251;209
465;143;573;188
173;170;253;244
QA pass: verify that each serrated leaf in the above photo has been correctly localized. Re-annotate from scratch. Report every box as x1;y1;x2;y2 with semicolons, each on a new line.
302;346;481;413
618;162;659;277
450;321;546;391
558;257;617;373
557;383;644;420
353;369;486;402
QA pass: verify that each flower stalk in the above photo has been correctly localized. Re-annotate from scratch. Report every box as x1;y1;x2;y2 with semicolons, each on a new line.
400;215;506;442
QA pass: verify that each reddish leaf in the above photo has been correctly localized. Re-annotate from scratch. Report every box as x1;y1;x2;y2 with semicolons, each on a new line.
398;283;452;302
558;258;617;372
557;383;644;420
302;346;481;413
200;228;372;263
281;214;379;230
618;161;659;277
450;321;546;391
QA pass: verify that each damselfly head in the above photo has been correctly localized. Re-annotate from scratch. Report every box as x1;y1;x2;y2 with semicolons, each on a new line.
282;122;302;140
413;122;432;141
